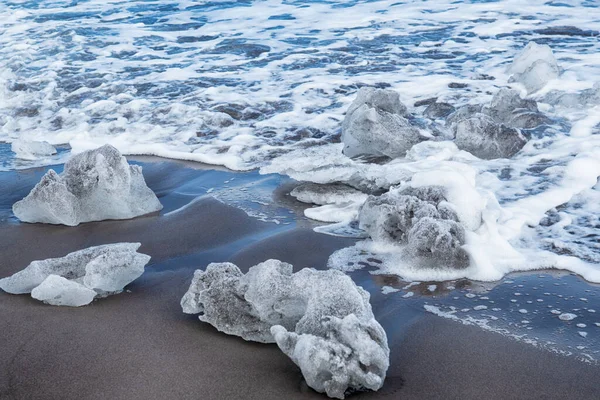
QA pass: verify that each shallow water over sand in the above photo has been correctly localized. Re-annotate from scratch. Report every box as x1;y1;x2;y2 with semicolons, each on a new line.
2;159;600;366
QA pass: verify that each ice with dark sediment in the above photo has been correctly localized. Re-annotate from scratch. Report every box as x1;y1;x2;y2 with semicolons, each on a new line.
447;88;548;131
454;114;528;160
508;42;560;93
0;243;150;306
181;260;389;399
359;185;470;268
11;139;57;160
12;144;162;226
482;88;551;130
341;87;426;159
423;102;456;120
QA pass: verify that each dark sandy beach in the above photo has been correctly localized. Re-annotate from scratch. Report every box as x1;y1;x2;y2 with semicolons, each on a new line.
1;160;600;400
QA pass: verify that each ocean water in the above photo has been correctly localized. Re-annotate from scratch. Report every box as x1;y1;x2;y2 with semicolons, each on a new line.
2;0;600;360
1;0;598;169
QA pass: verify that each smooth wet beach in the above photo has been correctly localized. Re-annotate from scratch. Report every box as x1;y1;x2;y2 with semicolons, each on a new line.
2;160;600;399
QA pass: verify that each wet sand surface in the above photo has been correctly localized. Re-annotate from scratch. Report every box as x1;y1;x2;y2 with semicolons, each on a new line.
1;161;600;400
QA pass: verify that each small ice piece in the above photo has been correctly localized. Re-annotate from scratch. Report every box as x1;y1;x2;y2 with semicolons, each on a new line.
509;42;558;76
558;313;577;321
0;243;150;300
181;260;389;398
11;139;57;160
446;104;483;129
578;331;588;338
427;284;437;292
465;293;476;298
483;88;550;129
474;305;488;311
381;286;399;294
454;114;527;159
345;86;408;117
519;309;528;314
342;87;425;158
31;275;96;307
13;145;162;226
424;102;456;119
577;323;587;328
402;291;414;298
509;42;560;93
290;183;367;206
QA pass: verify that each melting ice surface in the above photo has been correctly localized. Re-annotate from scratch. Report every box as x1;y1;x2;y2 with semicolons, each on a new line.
2;0;600;361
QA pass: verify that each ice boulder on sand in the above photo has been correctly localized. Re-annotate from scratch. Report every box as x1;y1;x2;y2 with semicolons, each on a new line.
454;114;527;160
358;185;470;268
509;42;560;93
11;139;57;160
0;243;150;306
342;87;425;159
13;144;162;226
181;259;389;399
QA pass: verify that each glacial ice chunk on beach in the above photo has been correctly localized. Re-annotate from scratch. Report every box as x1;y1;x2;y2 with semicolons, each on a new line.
342;87;425;158
12;144;162;226
11;139;57;160
181;260;389;398
31;275;97;307
509;42;560;93
0;243;150;306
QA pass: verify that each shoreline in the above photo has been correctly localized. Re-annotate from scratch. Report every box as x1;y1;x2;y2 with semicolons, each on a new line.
1;159;600;399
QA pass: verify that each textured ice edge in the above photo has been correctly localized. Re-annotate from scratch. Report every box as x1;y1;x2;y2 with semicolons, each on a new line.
181;259;390;399
0;243;151;307
13;144;162;226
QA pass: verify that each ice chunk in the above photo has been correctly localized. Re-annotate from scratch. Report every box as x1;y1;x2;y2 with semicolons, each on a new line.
454;114;527;159
509;42;558;76
291;183;369;223
346;86;407;117
31;275;96;307
445;104;484;129
509;42;560;93
406;217;469;267
342;88;424;158
358;186;468;268
271;314;388;399
13;145;163;226
424;102;456;119
0;243;150;303
82;248;149;293
543;83;600;108
483;88;550;129
181;260;389;398
11;139;57;160
290;183;367;206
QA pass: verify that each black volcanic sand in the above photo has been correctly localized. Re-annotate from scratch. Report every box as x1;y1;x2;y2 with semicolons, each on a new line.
1;160;600;400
